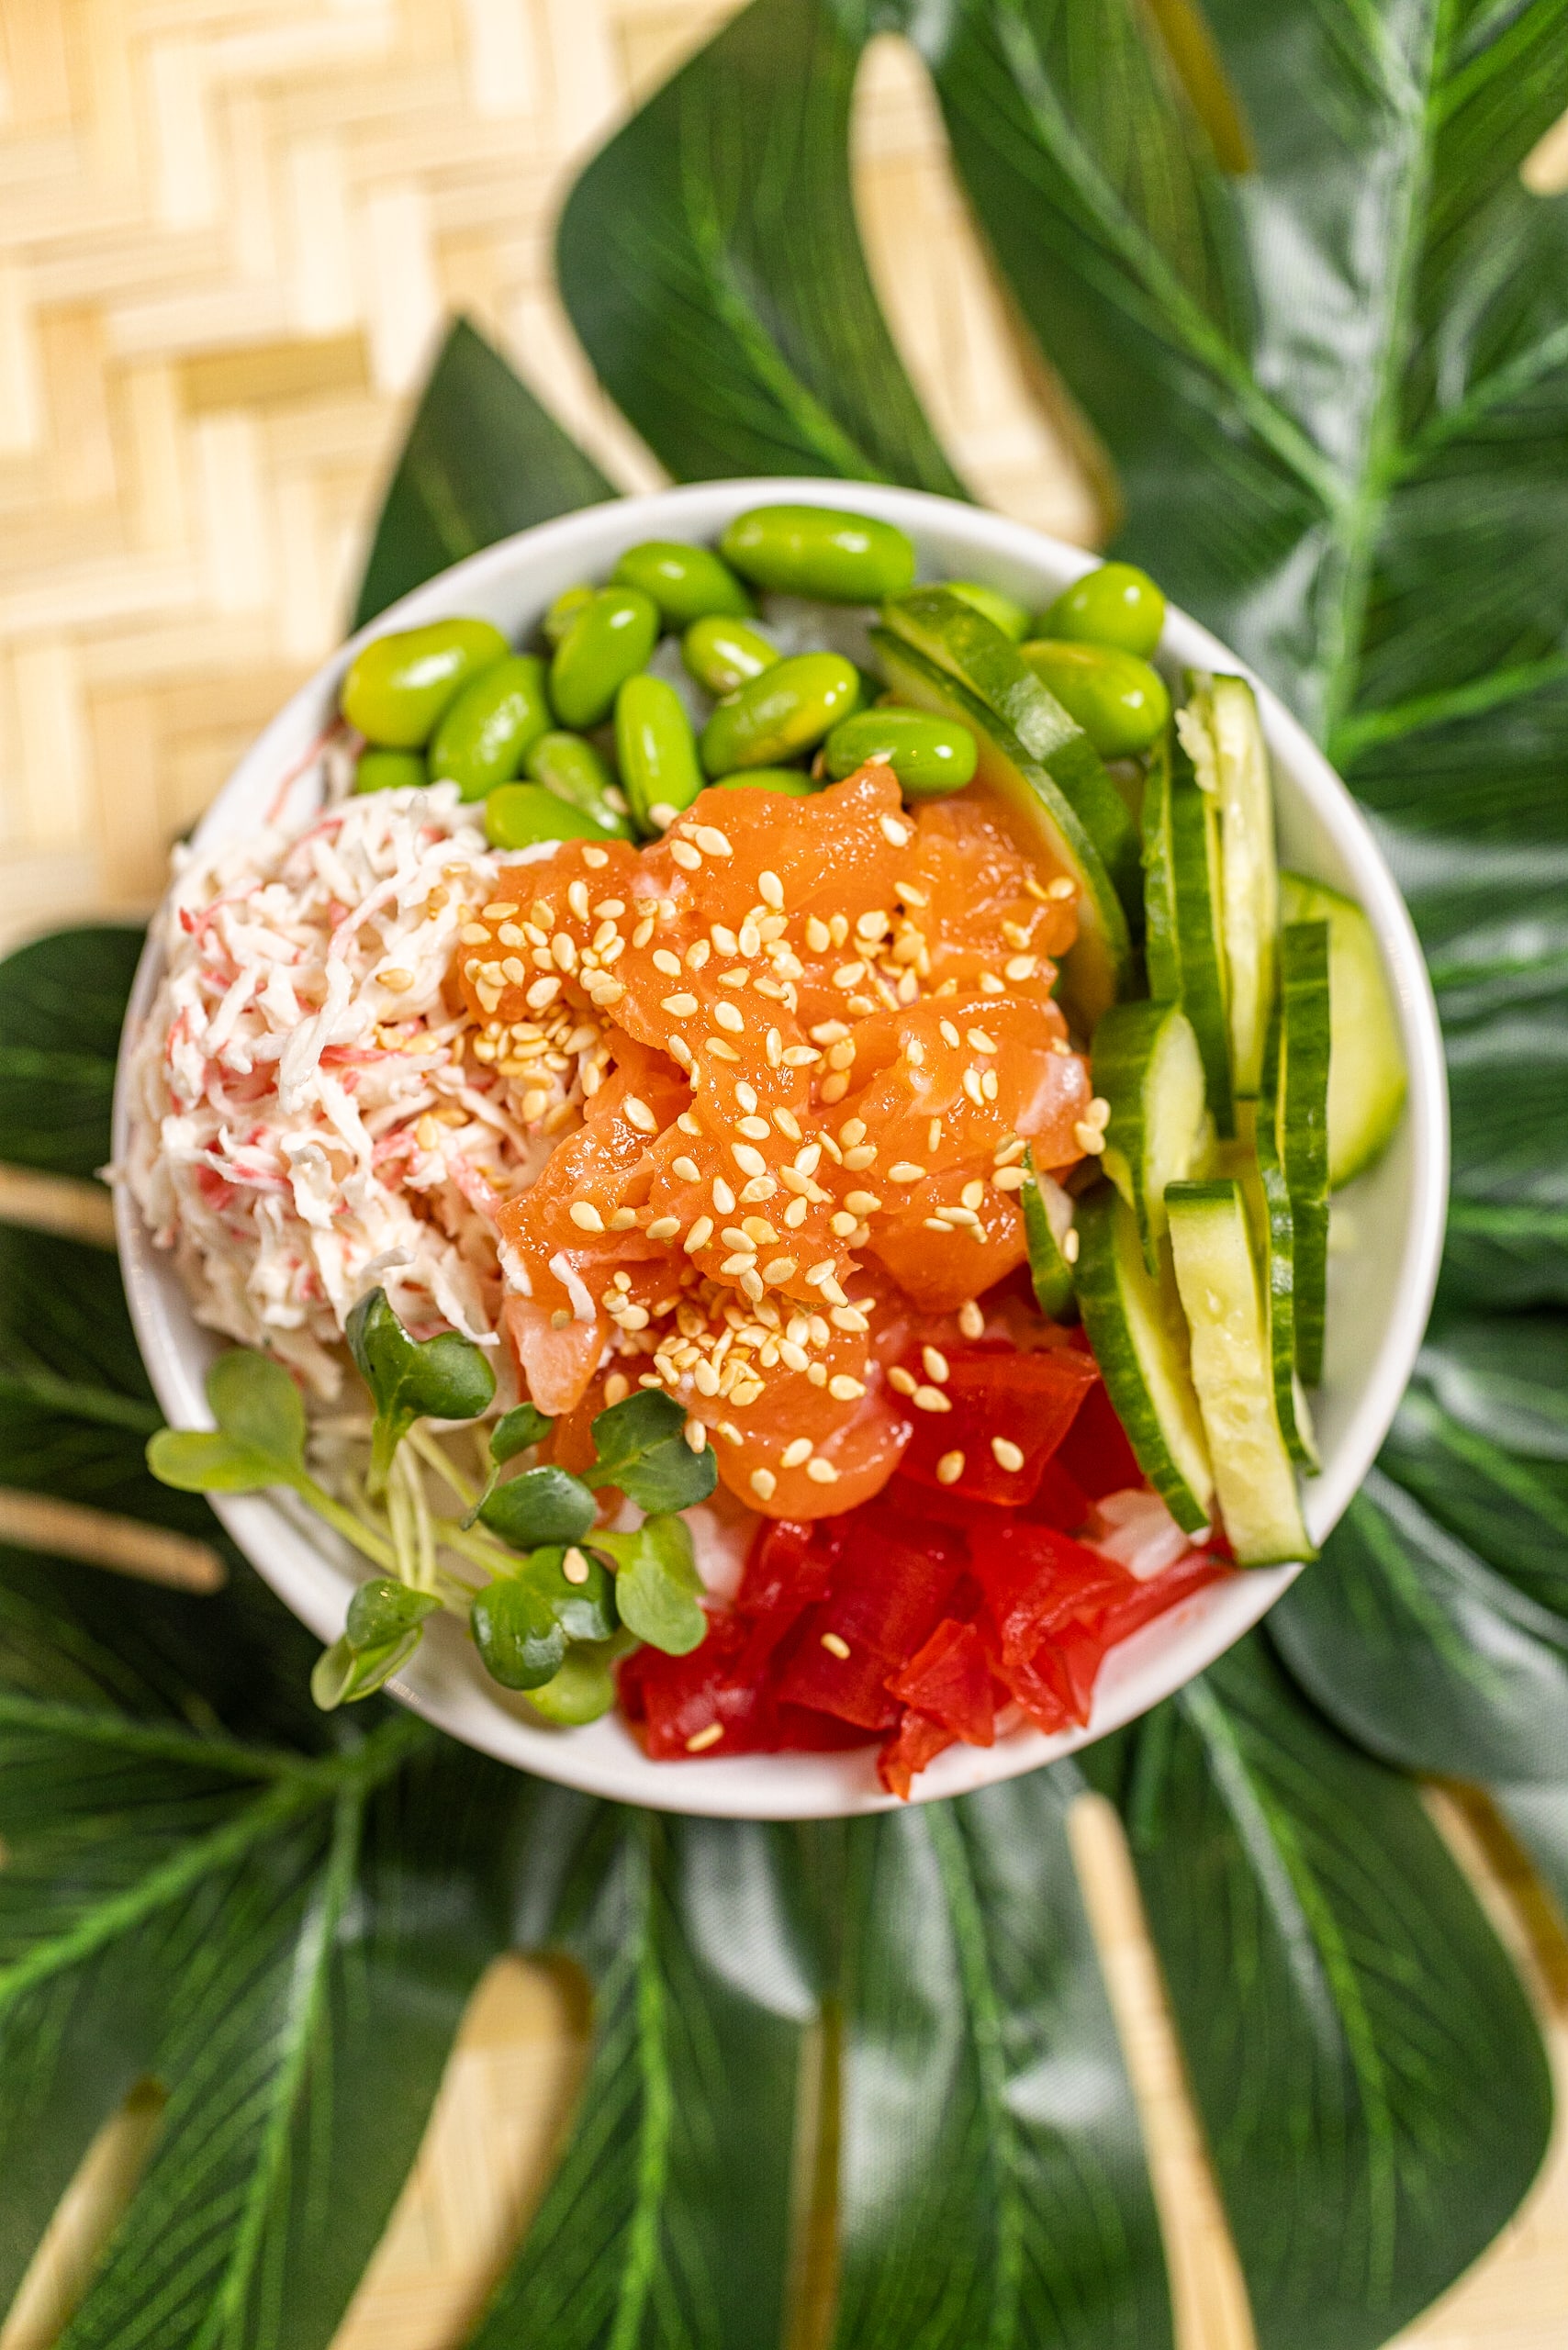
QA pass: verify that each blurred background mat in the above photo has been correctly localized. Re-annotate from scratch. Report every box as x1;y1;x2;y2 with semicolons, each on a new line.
1;4;1566;2345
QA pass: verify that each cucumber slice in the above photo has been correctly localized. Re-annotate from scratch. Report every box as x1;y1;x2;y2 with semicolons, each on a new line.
1140;727;1181;1003
1022;1147;1078;1321
1074;1185;1215;1535
1177;674;1278;1097
871;627;1133;1031
1280;870;1406;1186
878;588;1142;924
1164;728;1235;1136
1254;1033;1320;1469
1092;999;1211;1272
1165;1179;1316;1567
1277;920;1331;1386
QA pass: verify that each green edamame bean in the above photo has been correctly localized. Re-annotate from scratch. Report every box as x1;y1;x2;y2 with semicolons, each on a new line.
944;580;1032;643
353;748;427;794
711;768;819;796
615;674;705;832
485;783;607;850
429;655;551;801
612;540;755;626
549;588;659;729
1040;562;1166;657
823;708;977;796
543;584;595;647
524;731;633;837
681;614;779;696
1020;638;1170;757
341;617;509;748
718;505;917;603
525;1643;616;1724
700;652;860;776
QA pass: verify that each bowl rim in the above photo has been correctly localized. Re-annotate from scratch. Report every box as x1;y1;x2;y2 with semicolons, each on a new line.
111;476;1450;1818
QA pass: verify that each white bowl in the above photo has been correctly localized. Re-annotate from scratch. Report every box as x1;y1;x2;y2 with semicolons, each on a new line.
113;479;1449;1818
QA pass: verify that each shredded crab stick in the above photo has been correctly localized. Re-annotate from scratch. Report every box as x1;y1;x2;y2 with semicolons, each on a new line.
454;767;1096;1517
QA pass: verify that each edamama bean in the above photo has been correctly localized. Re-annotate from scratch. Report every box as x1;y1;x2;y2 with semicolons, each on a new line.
718;504;916;602
550;587;659;729
524;732;633;837
612;540;755;626
700;652;860;775
486;783;607;851
543;585;595;646
823;707;977;795
1020;638;1170;757
944;580;1032;643
341;617;509;748
1040;562;1166;657
711;768;819;796
681;613;779;695
353;748;427;794
616;674;705;832
429;655;551;800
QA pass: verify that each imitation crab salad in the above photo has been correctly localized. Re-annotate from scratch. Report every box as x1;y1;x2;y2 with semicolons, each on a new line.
134;506;1406;1795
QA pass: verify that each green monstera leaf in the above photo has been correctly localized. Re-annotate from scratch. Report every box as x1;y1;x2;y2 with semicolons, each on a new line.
8;0;1568;2337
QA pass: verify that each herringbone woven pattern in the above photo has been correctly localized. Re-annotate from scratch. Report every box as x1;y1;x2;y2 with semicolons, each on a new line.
1;4;1564;2343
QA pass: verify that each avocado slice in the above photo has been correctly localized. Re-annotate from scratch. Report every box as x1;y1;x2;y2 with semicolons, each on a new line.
879;588;1143;926
870;626;1133;1033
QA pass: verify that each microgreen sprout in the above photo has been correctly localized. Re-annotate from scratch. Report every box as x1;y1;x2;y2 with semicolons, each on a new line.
147;1298;717;1727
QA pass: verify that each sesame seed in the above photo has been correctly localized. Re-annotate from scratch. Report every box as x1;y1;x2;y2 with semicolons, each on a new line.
583;845;610;868
963;1069;986;1107
844;1191;880;1215
991;1437;1025;1472
935;1450;966;1486
819;1072;849;1104
766;1028;783;1068
980;974;1004;996
993;1167;1025;1192
758;868;784;910
714;1178;736;1212
562;1546;591;1584
714;1002;745;1035
763;1256;798;1282
1005;956;1037;982
888;1365;918;1397
685;1417;709;1454
880;815;912;847
1048;876;1075;900
750;1466;778;1500
889;1161;926;1184
828;1374;867;1401
610;1207;638;1231
1063;1226;1081;1264
736;1115;770;1141
1085;1096;1112;1130
907;1037;925;1067
624;1096;657;1134
923;1346;949;1384
685;1215;715;1252
821;1631;851;1659
695;825;733;858
722;1252;757;1276
689;941;712;971
570;1202;605;1232
646;1215;682;1241
706;1039;741;1062
668;1035;694;1067
482;901;520;921
842;1144;878;1171
913;1384;951;1412
460;923;489;945
1074;1121;1106;1156
806;1458;839;1484
967;1028;997;1054
780;1437;813;1469
653;948;682;976
672;1156;701;1183
961;1180;985;1211
939;1021;961;1048
832;962;866;989
686;1722;724;1751
734;1144;767;1178
526;978;562;1010
669;838;702;871
661;992;699;1017
958;1299;985;1338
604;1372;631;1405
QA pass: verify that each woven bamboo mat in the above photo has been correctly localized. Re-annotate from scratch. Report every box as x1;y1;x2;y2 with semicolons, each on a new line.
2;4;1566;2341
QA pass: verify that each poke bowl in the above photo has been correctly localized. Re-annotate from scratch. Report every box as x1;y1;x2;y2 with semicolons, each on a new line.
112;479;1448;1818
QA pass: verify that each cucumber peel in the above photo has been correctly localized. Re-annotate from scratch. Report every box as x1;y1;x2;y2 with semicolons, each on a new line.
871;626;1132;1031
1074;1185;1215;1535
1254;1036;1321;1469
1281;869;1406;1186
1166;1179;1316;1567
879;588;1142;924
1277;920;1331;1387
1092;998;1211;1273
1159;726;1234;1136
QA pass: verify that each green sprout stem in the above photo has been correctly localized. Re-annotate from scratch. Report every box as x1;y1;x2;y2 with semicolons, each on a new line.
406;1423;479;1509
